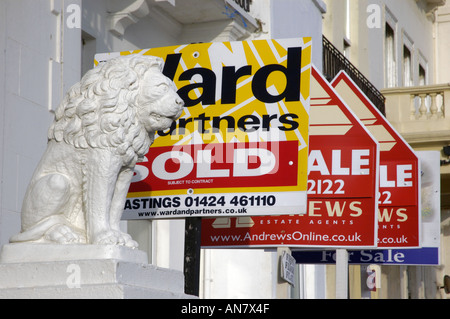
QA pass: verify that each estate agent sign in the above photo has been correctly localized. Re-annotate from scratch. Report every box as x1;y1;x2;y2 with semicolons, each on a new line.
96;38;312;219
331;72;421;248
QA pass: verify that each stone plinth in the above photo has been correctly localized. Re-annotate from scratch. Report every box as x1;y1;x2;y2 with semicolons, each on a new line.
0;244;194;299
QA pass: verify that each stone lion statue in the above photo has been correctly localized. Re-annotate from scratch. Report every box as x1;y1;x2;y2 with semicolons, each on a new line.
10;55;184;248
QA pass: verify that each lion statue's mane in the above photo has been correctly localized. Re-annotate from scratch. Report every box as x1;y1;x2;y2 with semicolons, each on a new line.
50;56;159;166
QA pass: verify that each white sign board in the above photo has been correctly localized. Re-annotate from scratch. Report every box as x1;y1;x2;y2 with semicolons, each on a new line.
281;251;296;285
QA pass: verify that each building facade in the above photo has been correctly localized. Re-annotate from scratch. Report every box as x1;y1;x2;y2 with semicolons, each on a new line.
322;0;449;299
0;0;448;299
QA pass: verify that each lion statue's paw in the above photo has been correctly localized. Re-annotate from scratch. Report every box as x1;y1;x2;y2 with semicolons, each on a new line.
93;230;138;248
44;224;84;244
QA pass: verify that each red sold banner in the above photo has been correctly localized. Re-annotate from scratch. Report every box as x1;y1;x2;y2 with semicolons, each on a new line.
202;67;380;248
129;141;299;193
331;71;420;248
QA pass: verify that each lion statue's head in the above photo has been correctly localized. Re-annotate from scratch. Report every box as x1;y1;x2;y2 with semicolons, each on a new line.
48;55;184;166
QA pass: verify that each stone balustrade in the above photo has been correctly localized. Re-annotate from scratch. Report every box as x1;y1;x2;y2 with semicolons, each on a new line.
381;83;450;144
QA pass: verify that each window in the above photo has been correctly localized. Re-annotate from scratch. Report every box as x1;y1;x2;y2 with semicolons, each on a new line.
419;65;426;86
385;23;396;88
403;45;413;87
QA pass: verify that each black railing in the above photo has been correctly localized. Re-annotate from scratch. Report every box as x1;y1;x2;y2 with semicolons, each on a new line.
322;36;386;115
232;0;251;12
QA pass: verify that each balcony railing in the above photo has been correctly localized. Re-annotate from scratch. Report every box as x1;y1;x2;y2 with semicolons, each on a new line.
322;36;386;115
381;83;450;143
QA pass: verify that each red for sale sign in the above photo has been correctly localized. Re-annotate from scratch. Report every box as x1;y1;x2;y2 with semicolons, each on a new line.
331;71;420;248
201;67;380;248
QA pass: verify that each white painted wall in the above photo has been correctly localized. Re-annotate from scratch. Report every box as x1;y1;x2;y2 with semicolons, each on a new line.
0;0;81;245
436;2;450;84
271;0;326;69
